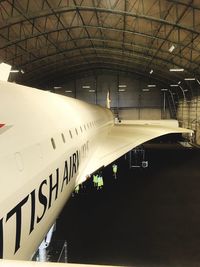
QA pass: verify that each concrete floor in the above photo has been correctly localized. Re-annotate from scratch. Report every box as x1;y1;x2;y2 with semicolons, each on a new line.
54;144;200;267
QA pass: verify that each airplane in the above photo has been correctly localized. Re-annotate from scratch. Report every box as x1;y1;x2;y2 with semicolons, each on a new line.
0;63;193;266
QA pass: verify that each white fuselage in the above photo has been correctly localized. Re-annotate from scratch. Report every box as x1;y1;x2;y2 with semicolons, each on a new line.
0;81;113;260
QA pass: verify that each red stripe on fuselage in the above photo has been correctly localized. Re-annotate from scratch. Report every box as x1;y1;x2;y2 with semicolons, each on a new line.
0;124;5;128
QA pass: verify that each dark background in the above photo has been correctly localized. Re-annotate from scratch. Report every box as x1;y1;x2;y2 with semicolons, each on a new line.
53;143;200;267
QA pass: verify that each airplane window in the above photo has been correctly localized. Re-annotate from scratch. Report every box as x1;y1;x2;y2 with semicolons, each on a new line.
51;138;56;149
69;130;72;138
61;133;66;143
87;123;89;129
75;128;78;135
84;125;86;130
80;126;83;132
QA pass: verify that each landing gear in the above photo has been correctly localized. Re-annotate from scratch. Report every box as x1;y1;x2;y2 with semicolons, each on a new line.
36;224;55;262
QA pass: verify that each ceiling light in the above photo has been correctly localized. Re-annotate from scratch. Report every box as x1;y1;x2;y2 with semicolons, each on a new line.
161;89;168;91
54;86;62;89
21;69;25;74
184;78;195;81
10;70;19;73
65;90;72;93
183;89;188;92
149;69;153;74
178;81;181;85
170;84;179;87
147;84;156;87
82;85;90;89
118;85;127;88
89;89;95;93
118;89;126;92
169;45;175;53
169;68;184;72
142;88;150;92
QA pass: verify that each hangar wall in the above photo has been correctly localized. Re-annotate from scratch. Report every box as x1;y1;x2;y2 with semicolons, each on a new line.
177;97;200;145
51;71;171;120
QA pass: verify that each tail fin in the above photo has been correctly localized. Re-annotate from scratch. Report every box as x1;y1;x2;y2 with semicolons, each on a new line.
106;91;111;109
0;63;11;81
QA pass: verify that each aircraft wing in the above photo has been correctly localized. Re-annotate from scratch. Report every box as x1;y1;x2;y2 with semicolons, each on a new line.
76;122;193;185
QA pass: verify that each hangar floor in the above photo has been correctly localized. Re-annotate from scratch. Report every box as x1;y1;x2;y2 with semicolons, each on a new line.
52;143;200;267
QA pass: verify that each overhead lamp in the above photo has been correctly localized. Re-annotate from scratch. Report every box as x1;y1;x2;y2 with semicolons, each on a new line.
21;69;25;74
169;68;184;72
170;84;179;87
10;69;20;73
82;85;90;89
183;89;188;92
178;81;181;85
118;84;127;88
54;86;62;89
118;89;126;92
147;84;156;87
65;90;72;93
161;89;168;91
184;78;195;81
169;45;175;53
89;89;95;93
142;88;150;92
149;69;153;74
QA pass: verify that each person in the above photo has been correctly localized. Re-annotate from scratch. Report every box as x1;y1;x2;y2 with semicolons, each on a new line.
74;185;80;194
112;164;118;179
97;174;104;190
93;174;98;187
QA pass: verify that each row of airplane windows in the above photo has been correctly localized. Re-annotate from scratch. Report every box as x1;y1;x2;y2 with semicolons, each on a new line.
50;119;102;150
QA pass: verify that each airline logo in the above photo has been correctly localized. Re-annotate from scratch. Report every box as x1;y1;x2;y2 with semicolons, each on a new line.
0;124;5;128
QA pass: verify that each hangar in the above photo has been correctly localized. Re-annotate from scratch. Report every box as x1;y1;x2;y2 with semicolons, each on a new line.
0;0;200;143
0;0;200;266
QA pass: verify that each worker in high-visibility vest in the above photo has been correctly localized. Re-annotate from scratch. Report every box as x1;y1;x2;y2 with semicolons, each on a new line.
74;185;80;194
97;174;104;190
93;174;98;187
112;164;118;179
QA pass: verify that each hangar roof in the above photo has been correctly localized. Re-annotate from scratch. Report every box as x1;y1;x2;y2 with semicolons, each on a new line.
0;0;199;87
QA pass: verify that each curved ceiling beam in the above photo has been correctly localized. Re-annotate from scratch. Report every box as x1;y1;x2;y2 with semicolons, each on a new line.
2;0;74;60
48;66;168;86
1;5;199;35
13;44;194;77
24;62;170;87
145;0;193;71
20;53;184;86
0;25;176;50
8;38;193;72
2;23;200;58
167;0;200;11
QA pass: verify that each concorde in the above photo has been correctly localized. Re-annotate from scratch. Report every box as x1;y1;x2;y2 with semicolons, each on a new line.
0;64;193;264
